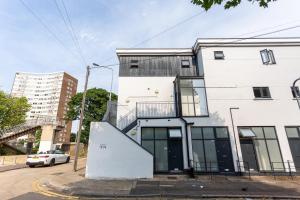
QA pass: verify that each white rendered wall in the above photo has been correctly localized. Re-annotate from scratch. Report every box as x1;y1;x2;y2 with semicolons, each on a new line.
189;45;300;170
117;77;175;120
86;122;153;179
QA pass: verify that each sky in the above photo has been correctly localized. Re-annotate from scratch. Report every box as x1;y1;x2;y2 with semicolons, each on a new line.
0;0;300;94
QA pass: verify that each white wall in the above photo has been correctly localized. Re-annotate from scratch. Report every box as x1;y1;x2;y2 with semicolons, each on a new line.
86;122;153;179
117;77;175;120
189;45;300;169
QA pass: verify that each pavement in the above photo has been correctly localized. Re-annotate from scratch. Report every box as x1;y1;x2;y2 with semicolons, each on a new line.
0;163;27;172
1;158;300;199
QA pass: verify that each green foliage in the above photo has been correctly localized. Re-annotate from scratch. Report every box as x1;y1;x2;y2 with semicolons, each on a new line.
0;91;31;130
66;88;117;144
191;0;276;10
31;129;42;153
70;133;76;142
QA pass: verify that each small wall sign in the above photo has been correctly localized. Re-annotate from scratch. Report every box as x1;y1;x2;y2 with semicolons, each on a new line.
99;144;107;150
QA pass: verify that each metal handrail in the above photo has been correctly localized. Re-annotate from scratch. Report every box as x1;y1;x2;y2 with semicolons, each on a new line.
236;160;251;179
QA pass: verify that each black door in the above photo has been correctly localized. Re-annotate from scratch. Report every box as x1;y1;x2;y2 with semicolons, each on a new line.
240;139;259;171
215;140;234;172
168;139;183;171
288;139;300;169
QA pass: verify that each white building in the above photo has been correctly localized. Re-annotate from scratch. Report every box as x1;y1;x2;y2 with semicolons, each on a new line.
11;72;78;150
86;38;300;179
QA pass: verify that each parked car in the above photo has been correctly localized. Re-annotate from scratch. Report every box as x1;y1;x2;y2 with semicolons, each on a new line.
26;150;70;168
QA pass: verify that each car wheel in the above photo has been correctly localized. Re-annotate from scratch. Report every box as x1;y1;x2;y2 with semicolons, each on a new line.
49;159;55;167
66;157;70;163
29;165;35;168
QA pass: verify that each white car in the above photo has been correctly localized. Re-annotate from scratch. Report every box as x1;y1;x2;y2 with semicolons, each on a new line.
26;150;70;168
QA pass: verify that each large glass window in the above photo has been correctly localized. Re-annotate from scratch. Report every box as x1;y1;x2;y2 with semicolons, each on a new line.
141;128;168;172
191;127;230;172
141;128;182;172
239;127;283;171
180;79;208;116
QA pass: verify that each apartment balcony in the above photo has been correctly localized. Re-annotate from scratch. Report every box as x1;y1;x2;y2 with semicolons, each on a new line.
136;102;176;118
117;102;176;131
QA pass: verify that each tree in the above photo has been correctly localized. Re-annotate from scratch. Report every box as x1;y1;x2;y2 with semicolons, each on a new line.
66;88;117;144
191;0;276;10
31;129;41;153
0;91;31;130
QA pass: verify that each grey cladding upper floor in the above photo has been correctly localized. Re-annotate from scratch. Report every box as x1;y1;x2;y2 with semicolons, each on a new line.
119;56;198;77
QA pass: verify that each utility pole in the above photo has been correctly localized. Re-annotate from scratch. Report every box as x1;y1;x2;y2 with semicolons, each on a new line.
292;78;300;110
73;65;90;171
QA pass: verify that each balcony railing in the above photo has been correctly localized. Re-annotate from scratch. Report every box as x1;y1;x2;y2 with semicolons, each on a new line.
136;102;176;118
117;102;176;131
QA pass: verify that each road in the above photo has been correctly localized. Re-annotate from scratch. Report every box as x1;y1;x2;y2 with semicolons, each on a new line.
0;161;82;200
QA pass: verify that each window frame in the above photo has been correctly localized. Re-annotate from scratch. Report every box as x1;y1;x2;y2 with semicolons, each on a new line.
191;126;230;172
260;49;276;65
141;127;182;172
181;60;190;68
214;51;225;60
130;59;139;68
291;86;300;98
238;126;284;172
179;77;209;117
253;87;272;99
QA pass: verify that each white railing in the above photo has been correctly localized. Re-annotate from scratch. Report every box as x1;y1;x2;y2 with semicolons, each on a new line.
117;102;176;131
117;108;136;130
136;102;176;118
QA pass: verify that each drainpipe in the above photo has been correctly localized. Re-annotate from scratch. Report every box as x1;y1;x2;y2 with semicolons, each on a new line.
179;117;194;169
230;107;240;172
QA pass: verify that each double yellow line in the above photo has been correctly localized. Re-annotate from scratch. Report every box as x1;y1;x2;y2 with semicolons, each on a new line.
32;179;78;199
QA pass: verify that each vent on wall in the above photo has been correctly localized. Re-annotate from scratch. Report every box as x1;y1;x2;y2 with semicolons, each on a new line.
130;60;139;68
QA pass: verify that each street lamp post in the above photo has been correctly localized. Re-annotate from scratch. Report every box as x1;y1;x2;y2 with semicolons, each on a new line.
73;63;114;171
292;78;300;110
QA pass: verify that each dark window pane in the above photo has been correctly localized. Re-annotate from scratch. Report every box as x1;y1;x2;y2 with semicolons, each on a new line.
181;60;190;68
204;140;218;171
203;128;215;139
216;127;229;138
155;140;168;171
191;127;202;139
253;88;261;98
262;87;271;98
192;140;206;171
142;128;154;139
291;86;300;98
155;128;168;139
214;51;224;60
142;140;154;154
263;127;276;139
286;127;299;138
